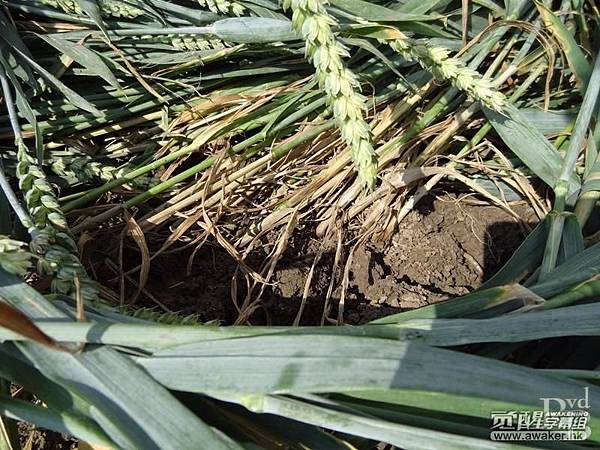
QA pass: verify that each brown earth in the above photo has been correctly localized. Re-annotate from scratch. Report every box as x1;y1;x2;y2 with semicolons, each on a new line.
132;195;537;325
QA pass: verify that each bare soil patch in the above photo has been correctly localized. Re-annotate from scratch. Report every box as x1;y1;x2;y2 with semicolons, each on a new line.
110;195;537;325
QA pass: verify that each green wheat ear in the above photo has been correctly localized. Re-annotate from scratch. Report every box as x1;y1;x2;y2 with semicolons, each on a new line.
168;36;227;52
197;0;246;16
385;37;506;112
124;307;207;325
15;140;99;301
49;150;157;189
282;0;378;189
38;0;144;18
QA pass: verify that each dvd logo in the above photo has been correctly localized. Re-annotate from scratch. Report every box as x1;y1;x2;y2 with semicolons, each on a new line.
540;387;590;412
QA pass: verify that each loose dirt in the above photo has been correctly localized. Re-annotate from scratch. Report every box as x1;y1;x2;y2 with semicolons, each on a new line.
264;196;535;324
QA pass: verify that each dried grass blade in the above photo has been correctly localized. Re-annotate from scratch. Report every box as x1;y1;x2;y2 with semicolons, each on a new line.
123;210;150;305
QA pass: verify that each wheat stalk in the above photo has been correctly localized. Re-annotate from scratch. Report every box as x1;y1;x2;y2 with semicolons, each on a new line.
282;0;378;189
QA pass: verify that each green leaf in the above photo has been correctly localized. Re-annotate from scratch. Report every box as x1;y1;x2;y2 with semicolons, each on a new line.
75;0;108;35
330;395;500;444
0;393;114;448
557;215;584;265
557;52;600;183
371;284;536;322
242;1;288;19
341;37;404;79
481;218;549;289
344;389;595;446
485;105;580;194
0;269;243;450
329;0;442;21
199;397;354;450
139;334;600;430
520;108;577;135
395;303;600;346
543;279;600;309
533;241;600;298
217;393;532;450
0;345;91;417
6;299;600;349
1;40;101;116
0;11;36;88
148;0;221;24
538;369;600;381
0;46;42;160
38;34;120;89
394;0;446;14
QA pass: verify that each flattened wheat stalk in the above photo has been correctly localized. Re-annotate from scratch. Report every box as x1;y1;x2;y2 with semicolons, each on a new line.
197;0;245;16
385;37;506;111
282;0;378;188
38;0;144;18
